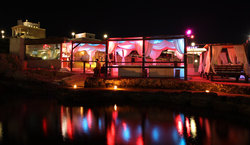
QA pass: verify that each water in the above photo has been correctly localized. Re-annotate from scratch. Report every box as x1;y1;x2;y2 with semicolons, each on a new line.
0;99;249;145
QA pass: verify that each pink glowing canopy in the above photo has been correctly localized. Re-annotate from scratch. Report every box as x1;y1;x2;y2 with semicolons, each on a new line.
108;38;185;60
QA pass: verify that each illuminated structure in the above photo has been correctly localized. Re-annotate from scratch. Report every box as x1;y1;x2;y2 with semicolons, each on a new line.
198;43;249;81
105;36;187;79
11;20;46;39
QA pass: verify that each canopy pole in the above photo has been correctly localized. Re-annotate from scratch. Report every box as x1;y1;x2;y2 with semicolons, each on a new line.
105;39;108;78
70;41;73;72
184;37;187;80
142;37;146;77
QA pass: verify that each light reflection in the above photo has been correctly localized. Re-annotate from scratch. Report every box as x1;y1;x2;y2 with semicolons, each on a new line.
58;105;219;145
122;122;130;141
98;118;102;130
0;122;2;142
67;119;73;139
185;118;191;137
87;109;92;129
152;127;159;142
42;118;47;136
190;117;197;138
114;104;117;111
137;135;143;145
80;107;84;117
175;114;184;135
82;117;88;133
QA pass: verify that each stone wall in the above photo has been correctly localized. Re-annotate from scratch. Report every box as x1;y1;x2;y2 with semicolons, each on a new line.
84;78;250;95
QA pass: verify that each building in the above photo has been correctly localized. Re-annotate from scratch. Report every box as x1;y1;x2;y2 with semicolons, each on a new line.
11;20;46;39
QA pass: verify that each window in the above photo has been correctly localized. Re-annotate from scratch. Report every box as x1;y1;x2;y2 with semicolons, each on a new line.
26;44;61;60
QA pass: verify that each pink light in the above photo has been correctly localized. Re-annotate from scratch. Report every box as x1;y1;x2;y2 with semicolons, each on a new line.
175;115;183;135
185;118;191;137
87;109;92;129
122;122;127;131
186;29;192;35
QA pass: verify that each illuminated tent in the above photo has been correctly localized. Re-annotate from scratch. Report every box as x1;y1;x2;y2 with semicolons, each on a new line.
108;38;185;62
202;44;249;75
71;43;106;64
75;43;105;59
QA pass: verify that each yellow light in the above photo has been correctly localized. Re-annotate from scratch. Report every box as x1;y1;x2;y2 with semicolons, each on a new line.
114;85;118;90
80;51;85;55
190;117;197;138
205;90;210;93
103;34;108;39
114;104;117;111
191;42;196;47
73;84;77;89
80;107;84;116
71;32;75;36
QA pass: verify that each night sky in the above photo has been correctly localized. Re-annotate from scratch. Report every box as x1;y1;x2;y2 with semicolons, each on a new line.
1;1;249;44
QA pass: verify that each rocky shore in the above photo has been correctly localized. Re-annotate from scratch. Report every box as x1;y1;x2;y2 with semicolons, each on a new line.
84;77;250;95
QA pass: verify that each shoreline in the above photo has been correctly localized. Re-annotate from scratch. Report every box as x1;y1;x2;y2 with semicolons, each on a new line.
1;76;250;123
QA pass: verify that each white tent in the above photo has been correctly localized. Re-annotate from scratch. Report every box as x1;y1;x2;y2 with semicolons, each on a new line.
200;44;249;76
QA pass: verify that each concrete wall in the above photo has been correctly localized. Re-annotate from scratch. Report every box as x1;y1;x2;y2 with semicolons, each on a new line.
9;38;25;60
26;59;61;70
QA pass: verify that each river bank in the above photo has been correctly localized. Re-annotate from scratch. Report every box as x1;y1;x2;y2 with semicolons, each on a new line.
1;75;250;124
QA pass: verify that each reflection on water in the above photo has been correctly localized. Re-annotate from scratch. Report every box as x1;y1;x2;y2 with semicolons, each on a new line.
0;99;250;145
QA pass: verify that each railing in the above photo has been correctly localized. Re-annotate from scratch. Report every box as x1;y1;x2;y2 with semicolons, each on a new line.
61;60;185;76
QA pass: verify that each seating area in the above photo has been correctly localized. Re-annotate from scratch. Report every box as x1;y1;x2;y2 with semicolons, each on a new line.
199;44;249;82
211;64;248;82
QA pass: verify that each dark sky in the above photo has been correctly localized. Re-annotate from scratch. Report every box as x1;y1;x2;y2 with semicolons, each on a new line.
1;1;249;44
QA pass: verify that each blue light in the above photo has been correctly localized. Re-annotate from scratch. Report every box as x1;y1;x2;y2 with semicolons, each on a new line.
174;68;185;78
152;127;159;142
137;126;142;134
180;114;185;124
98;118;102;130
172;127;186;145
89;44;100;46
151;40;163;44
79;43;86;46
123;127;130;141
118;41;126;44
179;138;186;145
82;117;88;133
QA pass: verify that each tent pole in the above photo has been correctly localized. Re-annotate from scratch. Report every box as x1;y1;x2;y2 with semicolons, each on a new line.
142;37;146;77
105;39;108;78
70;41;73;72
184;37;187;80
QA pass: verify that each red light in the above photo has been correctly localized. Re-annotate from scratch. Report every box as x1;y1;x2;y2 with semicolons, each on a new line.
112;111;118;121
107;122;115;145
190;35;194;39
42;118;47;136
175;115;183;135
67;119;73;139
137;136;144;145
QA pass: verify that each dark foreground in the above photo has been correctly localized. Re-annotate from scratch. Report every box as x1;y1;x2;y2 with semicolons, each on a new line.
0;77;250;144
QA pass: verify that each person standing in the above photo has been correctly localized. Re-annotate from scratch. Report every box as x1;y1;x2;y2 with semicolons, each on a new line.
95;59;101;77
